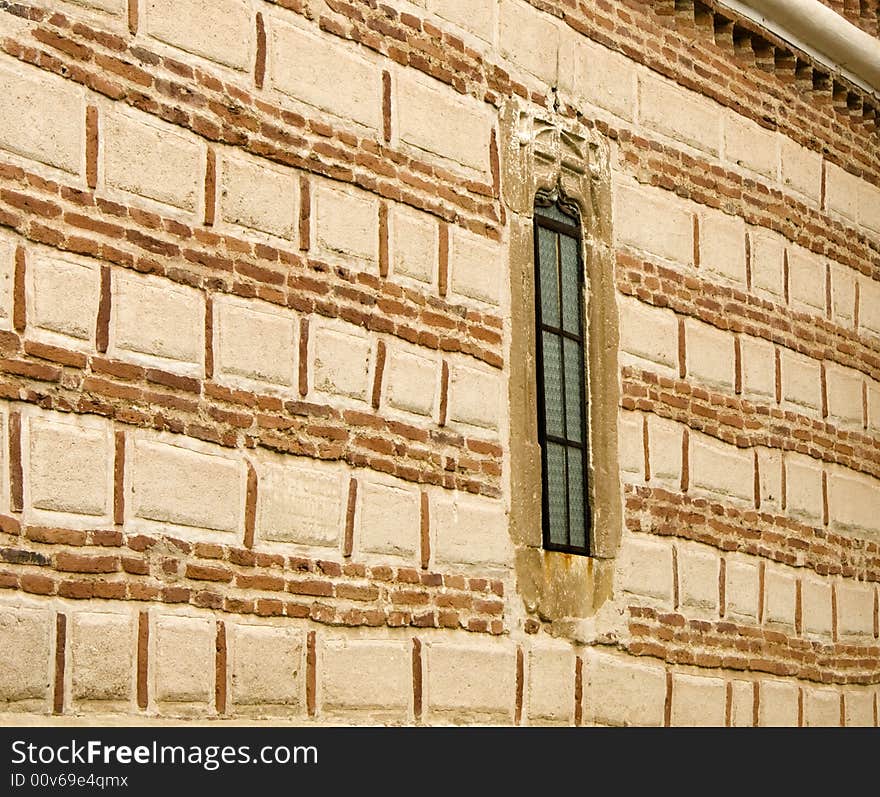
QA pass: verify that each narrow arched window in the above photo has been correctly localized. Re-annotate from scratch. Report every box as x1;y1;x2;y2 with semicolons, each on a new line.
533;195;591;555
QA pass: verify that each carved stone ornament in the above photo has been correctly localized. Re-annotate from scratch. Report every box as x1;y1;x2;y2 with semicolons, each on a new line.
500;99;609;227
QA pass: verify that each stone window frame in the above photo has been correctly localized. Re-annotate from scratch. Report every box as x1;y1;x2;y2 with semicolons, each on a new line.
501;102;621;629
532;193;592;555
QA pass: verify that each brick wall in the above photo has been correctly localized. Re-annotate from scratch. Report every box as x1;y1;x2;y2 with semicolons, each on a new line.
0;0;876;726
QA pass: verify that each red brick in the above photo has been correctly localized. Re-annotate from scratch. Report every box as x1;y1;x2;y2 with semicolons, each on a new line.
55;552;119;573
185;564;233;582
287;578;333;597
20;573;55;595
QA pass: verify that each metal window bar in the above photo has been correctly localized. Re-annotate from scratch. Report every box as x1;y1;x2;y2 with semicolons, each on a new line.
533;198;591;555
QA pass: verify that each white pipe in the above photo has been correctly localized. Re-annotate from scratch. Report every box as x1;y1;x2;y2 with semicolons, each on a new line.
721;0;880;95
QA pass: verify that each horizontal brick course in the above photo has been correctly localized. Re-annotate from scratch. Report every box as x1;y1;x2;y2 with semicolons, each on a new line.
0;163;504;370
628;604;880;685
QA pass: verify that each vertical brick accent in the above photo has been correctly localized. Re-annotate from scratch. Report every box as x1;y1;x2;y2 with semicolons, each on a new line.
822;470;829;526
680;428;689;492
114;430;125;526
820;158;827;208
204;294;214;379
839;694;846;727
412;637;423;723
244;461;257;549
489;128;500;198
824;262;832;319
299;177;311;252
753;450;760;510
127;0;138;35
438;222;449;297
874;585;879;639
438;360;449;426
255;13;267;90
298;318;309;397
419;490;430;570
86;106;98;190
795;579;803;635
382;70;392;143
719;557;726;618
744;230;752;290
863;381;869;430
875;693;878;728
854;280;860;329
797;688;804;726
204;147;216;227
734;336;742;394
758;561;766;623
725;682;732;726
215;620;227;715
9;411;22;513
53;613;66;715
643;415;651;482
752;682;760;727
13;246;26;333
343;478;357;558
664;671;673;727
820;362;828;419
672;545;680;610
515;646;524;726
692;215;700;268
378;201;389;278
306;630;316;717
782;248;790;305
774;347;782;404
96;265;111;354
574;655;583;727
677;317;686;379
137;610;149;710
371;340;387;410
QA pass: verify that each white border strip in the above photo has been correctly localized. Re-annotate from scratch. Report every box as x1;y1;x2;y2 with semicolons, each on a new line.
721;0;880;95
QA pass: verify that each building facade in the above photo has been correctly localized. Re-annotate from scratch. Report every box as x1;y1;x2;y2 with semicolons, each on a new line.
0;0;878;725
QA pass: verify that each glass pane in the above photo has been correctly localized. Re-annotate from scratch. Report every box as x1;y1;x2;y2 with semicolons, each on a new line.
560;234;581;335
542;332;564;438
567;448;586;550
537;202;577;225
546;443;567;546
563;337;583;442
537;227;559;327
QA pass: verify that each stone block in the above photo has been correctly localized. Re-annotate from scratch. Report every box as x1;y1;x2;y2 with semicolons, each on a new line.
104;107;203;212
229;623;303;711
145;0;253;71
213;295;297;390
357;478;421;560
218;152;298;240
270;18;381;129
582;649;666;726
431;493;510;569
128;434;245;537
27;252;101;350
321;639;410;719
24;411;113;525
426;642;515;723
110;270;205;377
256;457;346;549
0;57;83;175
69;611;134;705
